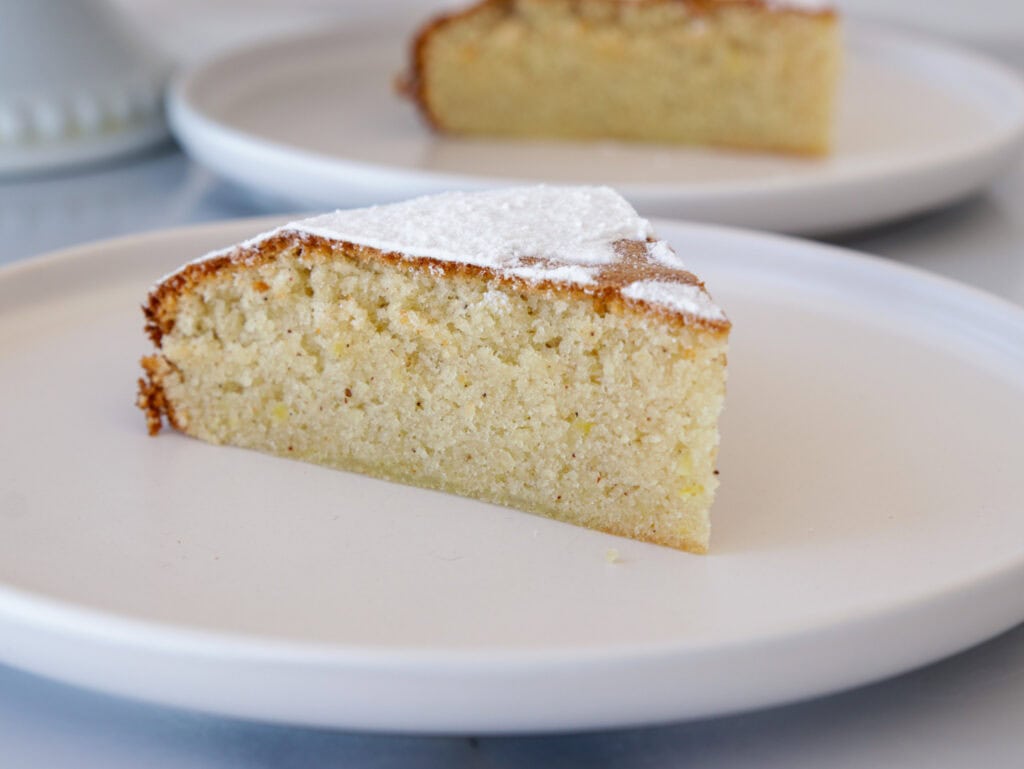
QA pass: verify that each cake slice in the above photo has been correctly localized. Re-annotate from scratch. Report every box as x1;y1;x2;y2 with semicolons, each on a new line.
404;0;841;154
138;187;729;553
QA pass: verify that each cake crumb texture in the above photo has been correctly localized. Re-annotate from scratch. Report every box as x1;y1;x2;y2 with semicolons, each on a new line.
139;192;729;554
408;0;841;154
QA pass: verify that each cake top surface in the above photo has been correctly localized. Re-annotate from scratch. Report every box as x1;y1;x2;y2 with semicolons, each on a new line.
298;185;647;272
196;186;727;325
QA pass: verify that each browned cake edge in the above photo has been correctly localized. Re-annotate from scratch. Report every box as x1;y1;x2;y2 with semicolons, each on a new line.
138;231;729;435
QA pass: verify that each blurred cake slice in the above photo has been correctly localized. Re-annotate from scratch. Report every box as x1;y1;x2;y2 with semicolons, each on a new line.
404;0;840;154
138;186;730;552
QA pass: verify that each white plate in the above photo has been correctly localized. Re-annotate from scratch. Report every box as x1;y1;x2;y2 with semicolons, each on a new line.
167;21;1024;235
1;218;1024;734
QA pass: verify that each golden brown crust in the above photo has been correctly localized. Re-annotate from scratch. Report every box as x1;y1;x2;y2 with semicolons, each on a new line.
401;0;838;127
403;0;491;129
137;355;184;436
142;231;728;348
139;230;729;434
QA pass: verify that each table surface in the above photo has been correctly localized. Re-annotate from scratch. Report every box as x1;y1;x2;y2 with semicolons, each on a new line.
2;3;1024;766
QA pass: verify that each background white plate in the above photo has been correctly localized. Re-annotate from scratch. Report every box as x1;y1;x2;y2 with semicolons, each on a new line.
167;21;1024;235
1;219;1023;733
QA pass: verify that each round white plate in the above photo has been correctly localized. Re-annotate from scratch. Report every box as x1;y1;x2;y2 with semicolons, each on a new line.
1;218;1024;734
167;21;1024;235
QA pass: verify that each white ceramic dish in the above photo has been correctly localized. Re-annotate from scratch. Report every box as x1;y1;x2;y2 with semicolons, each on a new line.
1;218;1023;733
167;20;1024;235
0;0;169;177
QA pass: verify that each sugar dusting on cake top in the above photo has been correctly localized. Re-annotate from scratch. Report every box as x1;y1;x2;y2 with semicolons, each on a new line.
192;186;728;325
298;186;647;272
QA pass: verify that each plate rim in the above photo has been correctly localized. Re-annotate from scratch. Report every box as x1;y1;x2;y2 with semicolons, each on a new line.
0;120;170;179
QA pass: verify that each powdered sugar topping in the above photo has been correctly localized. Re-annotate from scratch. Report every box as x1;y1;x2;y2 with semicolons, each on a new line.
294;186;652;270
645;239;688;270
178;186;726;324
621;280;728;323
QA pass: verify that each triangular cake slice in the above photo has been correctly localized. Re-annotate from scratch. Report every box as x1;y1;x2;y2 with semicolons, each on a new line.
138;187;730;553
403;0;841;154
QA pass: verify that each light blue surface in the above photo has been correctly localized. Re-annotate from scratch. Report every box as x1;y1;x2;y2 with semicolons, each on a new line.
1;622;1023;768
